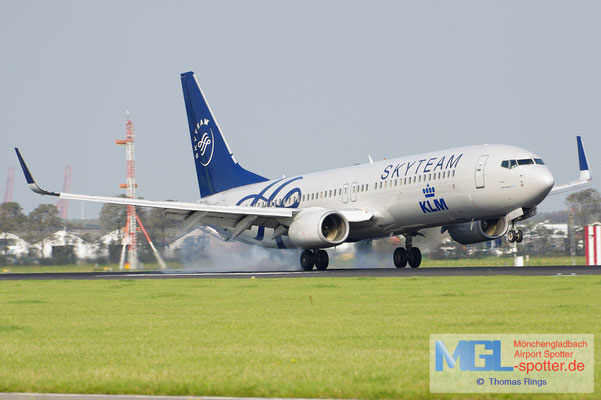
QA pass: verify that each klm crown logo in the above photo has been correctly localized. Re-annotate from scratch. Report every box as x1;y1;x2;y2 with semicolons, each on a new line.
423;184;435;198
419;184;448;213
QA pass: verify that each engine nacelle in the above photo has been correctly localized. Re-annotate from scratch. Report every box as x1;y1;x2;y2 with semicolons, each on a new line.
288;208;349;249
447;217;510;245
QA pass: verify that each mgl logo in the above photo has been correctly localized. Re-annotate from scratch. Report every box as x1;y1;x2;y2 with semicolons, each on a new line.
435;340;514;371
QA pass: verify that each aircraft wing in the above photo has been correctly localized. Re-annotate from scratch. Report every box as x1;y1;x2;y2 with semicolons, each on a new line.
548;136;592;195
15;148;297;236
15;149;374;240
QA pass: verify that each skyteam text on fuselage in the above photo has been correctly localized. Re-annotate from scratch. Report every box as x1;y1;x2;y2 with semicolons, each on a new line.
15;71;593;270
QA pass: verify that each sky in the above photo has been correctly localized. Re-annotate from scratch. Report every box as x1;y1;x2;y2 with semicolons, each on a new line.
1;0;600;219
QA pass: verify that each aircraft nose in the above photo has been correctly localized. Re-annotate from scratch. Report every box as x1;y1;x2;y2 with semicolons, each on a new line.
529;167;555;200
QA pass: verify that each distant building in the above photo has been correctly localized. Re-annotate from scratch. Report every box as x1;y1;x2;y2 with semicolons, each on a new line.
34;230;95;263
539;223;568;238
0;232;30;259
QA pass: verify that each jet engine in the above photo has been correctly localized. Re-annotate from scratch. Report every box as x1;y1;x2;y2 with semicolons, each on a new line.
446;217;510;245
288;208;349;249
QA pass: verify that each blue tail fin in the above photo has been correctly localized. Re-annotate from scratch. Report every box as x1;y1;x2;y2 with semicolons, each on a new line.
181;72;268;197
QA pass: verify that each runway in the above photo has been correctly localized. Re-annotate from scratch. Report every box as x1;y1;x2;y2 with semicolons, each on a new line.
0;266;600;281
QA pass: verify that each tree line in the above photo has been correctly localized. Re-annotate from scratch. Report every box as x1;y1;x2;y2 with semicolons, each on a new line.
0;199;181;264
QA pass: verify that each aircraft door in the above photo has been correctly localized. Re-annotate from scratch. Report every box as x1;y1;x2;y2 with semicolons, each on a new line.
342;183;349;203
475;155;489;189
350;182;358;202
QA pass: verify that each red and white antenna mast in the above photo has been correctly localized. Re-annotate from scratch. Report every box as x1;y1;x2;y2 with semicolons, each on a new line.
116;111;139;270
56;166;72;219
115;111;167;270
3;167;14;203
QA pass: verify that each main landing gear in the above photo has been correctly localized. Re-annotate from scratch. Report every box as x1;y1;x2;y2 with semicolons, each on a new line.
394;234;422;268
300;249;329;271
506;222;524;243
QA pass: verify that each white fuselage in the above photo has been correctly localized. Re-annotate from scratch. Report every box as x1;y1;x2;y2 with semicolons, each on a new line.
201;144;554;248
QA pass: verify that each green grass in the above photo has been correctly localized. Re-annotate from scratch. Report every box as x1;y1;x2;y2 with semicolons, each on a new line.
0;262;175;274
0;256;587;273
0;276;600;399
421;256;587;267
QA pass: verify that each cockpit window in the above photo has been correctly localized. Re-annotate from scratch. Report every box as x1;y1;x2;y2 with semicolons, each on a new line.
502;158;543;168
501;160;519;169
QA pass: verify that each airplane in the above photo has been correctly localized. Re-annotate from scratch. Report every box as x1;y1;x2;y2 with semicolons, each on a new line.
15;71;592;270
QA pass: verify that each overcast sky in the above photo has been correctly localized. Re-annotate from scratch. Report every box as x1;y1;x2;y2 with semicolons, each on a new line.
1;0;600;219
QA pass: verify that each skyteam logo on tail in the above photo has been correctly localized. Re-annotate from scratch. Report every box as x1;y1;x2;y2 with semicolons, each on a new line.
420;184;449;213
193;119;214;166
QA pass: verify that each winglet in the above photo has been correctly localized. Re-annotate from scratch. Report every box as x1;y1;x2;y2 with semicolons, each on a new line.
577;136;591;181
549;136;592;195
14;148;59;196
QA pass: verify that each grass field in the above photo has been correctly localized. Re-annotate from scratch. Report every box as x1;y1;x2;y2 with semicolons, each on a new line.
0;275;600;399
0;255;588;274
421;256;587;267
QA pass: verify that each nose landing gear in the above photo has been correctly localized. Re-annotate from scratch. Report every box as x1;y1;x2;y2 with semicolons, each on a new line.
507;223;523;243
394;234;422;268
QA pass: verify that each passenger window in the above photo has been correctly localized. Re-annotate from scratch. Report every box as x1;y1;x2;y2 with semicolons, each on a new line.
452;170;456;177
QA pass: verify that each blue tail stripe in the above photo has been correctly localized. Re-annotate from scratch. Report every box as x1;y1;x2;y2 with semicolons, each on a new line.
181;72;268;198
577;136;589;171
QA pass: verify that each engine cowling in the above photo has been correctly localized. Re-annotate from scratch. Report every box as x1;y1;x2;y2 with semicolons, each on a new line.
447;217;510;245
288;208;349;249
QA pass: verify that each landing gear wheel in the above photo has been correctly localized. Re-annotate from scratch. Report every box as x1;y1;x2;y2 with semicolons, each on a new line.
393;248;408;268
507;229;516;243
314;250;329;270
516;229;524;243
408;247;422;268
300;250;315;271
